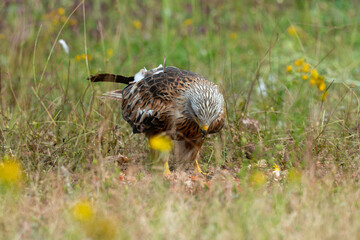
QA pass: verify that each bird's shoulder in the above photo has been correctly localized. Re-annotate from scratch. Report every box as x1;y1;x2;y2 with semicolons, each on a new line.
124;66;204;100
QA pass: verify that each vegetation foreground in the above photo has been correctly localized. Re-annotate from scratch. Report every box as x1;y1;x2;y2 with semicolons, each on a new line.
1;1;360;239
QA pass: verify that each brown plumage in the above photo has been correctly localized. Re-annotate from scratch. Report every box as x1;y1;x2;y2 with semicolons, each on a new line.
89;65;225;174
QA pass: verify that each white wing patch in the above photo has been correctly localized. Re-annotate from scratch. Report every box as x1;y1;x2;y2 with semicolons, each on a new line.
134;64;164;82
134;68;147;82
152;64;164;75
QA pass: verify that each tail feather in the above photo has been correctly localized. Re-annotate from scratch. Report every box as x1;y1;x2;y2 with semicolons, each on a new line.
101;90;123;101
88;74;134;84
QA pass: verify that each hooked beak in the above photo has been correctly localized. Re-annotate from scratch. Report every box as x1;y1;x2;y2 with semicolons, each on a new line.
200;125;209;138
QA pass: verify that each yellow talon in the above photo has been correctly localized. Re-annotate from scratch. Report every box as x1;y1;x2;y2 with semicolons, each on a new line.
164;161;171;176
194;159;213;177
194;159;203;174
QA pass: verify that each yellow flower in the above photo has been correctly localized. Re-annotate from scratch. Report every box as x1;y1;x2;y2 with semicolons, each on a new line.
311;69;318;79
107;49;113;57
0;157;23;185
294;58;304;66
287;25;298;36
230;33;237;40
133;20;142;30
302;63;310;72
272;164;280;172
72;200;94;222
79;54;93;61
309;78;316;86
58;7;65;15
286;65;292;72
301;75;308;80
0;34;5;40
149;135;172;152
249;170;266;187
272;164;280;178
184;18;192;27
318;82;326;91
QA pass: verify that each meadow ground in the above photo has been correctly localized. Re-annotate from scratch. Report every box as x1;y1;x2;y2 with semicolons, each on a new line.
1;0;360;239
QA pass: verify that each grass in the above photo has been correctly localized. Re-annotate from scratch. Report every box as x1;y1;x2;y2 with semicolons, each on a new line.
1;0;360;239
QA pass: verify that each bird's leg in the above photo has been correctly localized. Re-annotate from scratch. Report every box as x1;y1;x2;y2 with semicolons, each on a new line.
186;138;211;175
149;146;171;176
194;159;203;174
163;158;171;176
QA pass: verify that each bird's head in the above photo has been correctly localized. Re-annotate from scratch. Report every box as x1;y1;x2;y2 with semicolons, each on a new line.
184;81;224;137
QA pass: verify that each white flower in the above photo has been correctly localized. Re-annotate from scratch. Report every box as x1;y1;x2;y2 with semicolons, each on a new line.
58;39;69;54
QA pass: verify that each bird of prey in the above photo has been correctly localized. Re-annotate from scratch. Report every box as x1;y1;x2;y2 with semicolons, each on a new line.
89;65;225;175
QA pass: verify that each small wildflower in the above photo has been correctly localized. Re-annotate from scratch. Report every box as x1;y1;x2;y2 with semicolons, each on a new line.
75;55;81;61
0;34;5;40
107;49;113;57
0;157;23;185
294;58;304;66
286;65;292;72
309;78;316;86
301;74;308;80
184;18;192;27
72;200;94;222
318;82;326;91
302;63;310;72
311;69;319;79
133;20;142;30
230;33;237;40
58;7;65;15
82;54;87;60
149;135;172;152
272;164;280;179
287;25;298;36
